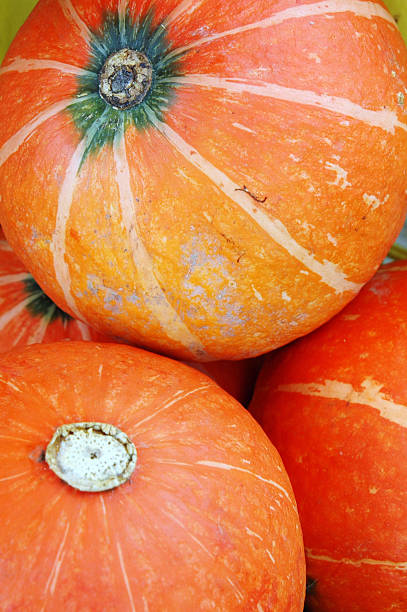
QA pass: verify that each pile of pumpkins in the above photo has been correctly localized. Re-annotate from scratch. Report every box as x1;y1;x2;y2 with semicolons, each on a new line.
0;1;407;610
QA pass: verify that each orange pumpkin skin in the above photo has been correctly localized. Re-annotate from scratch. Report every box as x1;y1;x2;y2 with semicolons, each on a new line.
1;1;407;361
0;341;305;611
249;260;407;611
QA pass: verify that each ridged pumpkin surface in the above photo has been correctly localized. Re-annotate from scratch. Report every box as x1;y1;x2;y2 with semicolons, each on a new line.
250;260;407;611
1;0;407;361
0;341;305;610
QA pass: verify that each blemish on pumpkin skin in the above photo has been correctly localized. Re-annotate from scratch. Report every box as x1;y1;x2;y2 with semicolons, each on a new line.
235;185;267;204
29;446;46;463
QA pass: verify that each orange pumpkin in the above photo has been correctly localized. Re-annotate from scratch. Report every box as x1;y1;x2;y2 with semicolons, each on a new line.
0;340;305;610
250;260;407;611
0;0;407;361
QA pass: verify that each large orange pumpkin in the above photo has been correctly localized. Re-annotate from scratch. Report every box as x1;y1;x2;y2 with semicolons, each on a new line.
250;260;407;611
0;0;407;361
0;340;305;610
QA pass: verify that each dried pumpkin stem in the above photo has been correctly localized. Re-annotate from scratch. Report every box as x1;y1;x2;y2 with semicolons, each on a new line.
45;422;137;492
99;48;153;110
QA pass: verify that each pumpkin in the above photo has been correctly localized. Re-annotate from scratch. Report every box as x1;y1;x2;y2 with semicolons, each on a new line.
0;1;407;361
0;340;305;610
249;260;407;611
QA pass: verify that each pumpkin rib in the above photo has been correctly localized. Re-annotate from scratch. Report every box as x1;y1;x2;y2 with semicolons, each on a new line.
275;378;407;429
75;318;92;340
170;0;396;56
131;382;213;432
306;549;407;570
0;57;94;77
50;134;89;321
150;456;296;509
170;74;406;135
115;539;138;611
146;108;361;295
114;122;210;360
165;0;204;25
58;0;92;43
0;97;76;168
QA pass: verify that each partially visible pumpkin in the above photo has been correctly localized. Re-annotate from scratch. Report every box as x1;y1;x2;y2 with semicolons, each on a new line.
0;341;305;610
0;229;111;347
0;0;407;361
250;260;407;612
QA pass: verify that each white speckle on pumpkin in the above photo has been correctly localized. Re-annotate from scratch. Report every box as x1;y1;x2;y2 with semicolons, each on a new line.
282;291;291;302
251;285;263;301
327;233;338;246
363;193;389;210
307;52;321;63
325;162;351;189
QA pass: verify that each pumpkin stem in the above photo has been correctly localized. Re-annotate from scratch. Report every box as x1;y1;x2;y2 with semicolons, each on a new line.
99;48;153;110
45;422;137;492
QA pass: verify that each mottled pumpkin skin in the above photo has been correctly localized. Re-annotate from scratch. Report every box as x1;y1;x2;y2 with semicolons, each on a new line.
250;261;407;611
1;1;407;361
0;341;305;610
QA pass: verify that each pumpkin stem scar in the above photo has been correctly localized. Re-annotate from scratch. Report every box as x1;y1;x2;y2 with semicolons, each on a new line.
99;48;153;110
45;422;137;492
234;185;267;203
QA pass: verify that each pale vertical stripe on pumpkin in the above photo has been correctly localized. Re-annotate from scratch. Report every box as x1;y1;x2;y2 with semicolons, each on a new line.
171;0;394;55
50;138;87;322
0;295;38;331
132;383;212;430
41;521;70;607
75;319;92;340
146;111;361;294
113;124;209;359
0;59;94;77
276;378;407;429
58;0;92;43
0;470;30;483
0;273;30;286
196;460;294;504
165;0;206;24
160;508;215;557
152;457;295;507
0;98;75;168
306;549;407;570
26;315;52;345
0;375;22;393
168;75;406;135
116;541;137;612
